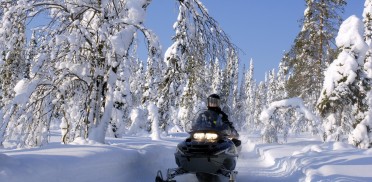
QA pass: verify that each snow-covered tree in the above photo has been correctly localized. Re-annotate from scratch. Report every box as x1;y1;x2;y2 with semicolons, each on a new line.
254;80;267;131
231;51;240;124
244;59;256;131
0;0;160;146
148;103;161;140
127;106;149;136
277;61;288;100
267;69;278;104
178;78;196;129
347;1;372;149
165;0;237;128
220;49;239;117
352;45;372;148
317;15;369;143
211;58;223;94
109;57;134;138
236;64;246;128
130;59;145;107
364;0;372;45
0;0;27;107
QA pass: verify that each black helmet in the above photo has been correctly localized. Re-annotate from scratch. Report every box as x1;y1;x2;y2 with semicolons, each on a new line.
207;94;220;108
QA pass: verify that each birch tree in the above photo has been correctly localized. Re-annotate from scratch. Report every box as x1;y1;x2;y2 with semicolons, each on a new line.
165;0;237;127
0;0;160;146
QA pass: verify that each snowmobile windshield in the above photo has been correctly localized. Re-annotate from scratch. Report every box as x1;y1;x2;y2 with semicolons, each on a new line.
187;109;230;134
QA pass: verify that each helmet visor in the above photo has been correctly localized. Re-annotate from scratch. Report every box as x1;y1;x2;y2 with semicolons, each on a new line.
208;97;220;107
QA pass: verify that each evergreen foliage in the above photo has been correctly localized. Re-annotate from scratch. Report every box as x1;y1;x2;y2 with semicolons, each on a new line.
282;0;346;107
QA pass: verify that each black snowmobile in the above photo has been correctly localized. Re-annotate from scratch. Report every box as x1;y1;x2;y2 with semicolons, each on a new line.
156;109;241;182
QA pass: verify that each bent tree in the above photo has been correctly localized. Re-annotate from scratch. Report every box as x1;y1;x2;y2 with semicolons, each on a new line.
260;97;320;143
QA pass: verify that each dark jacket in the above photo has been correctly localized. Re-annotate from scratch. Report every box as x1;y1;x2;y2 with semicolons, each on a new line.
207;106;239;138
207;107;228;121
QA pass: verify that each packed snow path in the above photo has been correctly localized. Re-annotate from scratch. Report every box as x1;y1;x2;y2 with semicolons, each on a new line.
236;134;372;182
1;132;372;182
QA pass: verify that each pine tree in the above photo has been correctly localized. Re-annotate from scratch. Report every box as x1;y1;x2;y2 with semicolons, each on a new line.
283;0;346;107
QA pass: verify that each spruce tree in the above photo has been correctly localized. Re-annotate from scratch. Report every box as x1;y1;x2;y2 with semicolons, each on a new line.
317;16;369;142
245;59;256;130
347;0;372;148
236;64;246;128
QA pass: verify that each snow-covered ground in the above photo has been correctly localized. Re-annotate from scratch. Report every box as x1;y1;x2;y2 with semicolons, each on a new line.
1;131;372;182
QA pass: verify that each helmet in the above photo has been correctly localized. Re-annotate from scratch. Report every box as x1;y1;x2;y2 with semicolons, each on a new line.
207;94;220;108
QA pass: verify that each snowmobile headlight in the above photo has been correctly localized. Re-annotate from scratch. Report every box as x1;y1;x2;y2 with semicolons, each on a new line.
193;132;218;140
193;133;205;140
205;133;218;140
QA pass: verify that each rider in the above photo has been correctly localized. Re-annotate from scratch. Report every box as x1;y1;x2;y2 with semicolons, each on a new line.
207;94;240;146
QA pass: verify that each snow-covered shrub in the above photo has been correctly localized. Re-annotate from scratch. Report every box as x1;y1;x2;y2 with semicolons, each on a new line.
348;98;372;148
127;107;149;136
348;123;370;149
261;124;278;143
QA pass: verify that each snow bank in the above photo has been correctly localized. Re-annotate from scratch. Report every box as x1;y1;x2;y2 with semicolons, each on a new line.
69;137;105;145
364;148;372;155
0;136;183;182
332;141;355;150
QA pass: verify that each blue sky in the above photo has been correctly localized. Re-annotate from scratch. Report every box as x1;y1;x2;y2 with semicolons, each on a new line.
144;0;365;81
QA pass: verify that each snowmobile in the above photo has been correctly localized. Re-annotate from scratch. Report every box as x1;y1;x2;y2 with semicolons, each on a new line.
156;109;241;182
